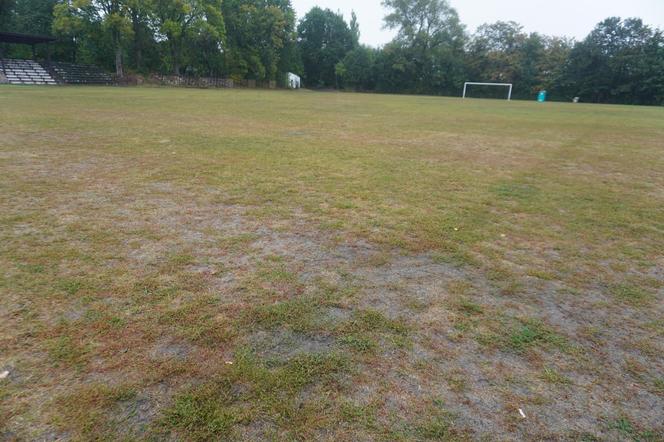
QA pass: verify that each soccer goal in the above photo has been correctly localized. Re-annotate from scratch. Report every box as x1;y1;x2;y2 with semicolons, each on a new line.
462;82;513;101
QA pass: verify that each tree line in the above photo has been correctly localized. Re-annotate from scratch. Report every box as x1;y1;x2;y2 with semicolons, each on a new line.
2;0;663;104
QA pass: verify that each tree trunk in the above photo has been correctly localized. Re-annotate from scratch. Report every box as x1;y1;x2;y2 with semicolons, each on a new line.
172;43;180;76
132;14;143;71
114;32;124;78
115;45;124;77
136;46;142;72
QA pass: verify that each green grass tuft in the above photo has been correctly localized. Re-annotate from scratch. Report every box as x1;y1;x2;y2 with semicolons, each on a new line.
541;367;572;384
56;278;84;296
47;335;88;367
456;298;484;316
247;297;320;334
164;383;239;441
610;284;652;306
508;319;568;353
339;334;377;353
164;349;349;437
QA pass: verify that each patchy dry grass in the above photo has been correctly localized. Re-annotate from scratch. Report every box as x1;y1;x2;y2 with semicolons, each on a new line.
1;85;663;440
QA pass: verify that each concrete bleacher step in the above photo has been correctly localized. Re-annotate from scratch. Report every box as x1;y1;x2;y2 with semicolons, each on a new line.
47;61;113;84
2;58;112;85
1;58;58;85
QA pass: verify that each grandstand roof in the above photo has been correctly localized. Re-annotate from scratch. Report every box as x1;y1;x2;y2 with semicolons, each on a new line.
0;32;56;45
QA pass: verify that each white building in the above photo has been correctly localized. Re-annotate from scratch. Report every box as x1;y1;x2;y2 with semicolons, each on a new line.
287;72;301;89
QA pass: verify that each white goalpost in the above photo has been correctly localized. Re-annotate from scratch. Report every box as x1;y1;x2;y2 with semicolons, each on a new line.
462;82;513;101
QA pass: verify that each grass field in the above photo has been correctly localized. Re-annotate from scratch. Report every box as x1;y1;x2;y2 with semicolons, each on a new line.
1;86;663;440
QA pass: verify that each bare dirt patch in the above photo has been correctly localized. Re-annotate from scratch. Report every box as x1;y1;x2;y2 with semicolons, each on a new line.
2;167;663;439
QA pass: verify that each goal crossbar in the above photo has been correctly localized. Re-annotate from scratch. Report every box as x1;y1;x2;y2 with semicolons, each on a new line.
462;82;513;101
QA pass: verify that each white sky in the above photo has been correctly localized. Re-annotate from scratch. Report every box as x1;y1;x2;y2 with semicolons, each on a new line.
290;0;664;47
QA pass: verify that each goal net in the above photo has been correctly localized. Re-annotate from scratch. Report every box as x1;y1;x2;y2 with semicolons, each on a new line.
462;82;513;101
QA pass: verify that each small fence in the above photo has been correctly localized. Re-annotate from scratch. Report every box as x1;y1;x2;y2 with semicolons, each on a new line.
141;75;278;90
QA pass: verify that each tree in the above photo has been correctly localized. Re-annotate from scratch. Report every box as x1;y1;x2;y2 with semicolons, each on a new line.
337;45;375;90
466;22;526;85
639;31;664;105
382;0;466;94
3;0;58;60
0;0;15;30
154;0;225;76
52;0;91;63
466;22;573;99
222;0;295;81
297;7;355;87
349;10;360;46
126;0;154;72
271;0;299;83
373;42;409;92
561;17;663;104
53;0;133;76
537;36;573;97
101;0;134;76
12;0;57;35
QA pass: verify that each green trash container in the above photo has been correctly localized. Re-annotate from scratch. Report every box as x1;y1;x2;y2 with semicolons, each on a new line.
537;90;547;102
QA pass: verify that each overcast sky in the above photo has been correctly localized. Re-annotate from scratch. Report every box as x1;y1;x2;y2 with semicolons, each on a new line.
291;0;664;47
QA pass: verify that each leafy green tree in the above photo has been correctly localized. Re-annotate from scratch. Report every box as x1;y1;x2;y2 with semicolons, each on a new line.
349;10;360;46
277;22;301;84
154;0;225;75
52;0;133;76
271;0;299;82
101;0;134;76
297;7;355;87
518;33;547;96
337;45;375;90
2;0;58;59
0;0;15;30
222;0;295;81
184;0;226;76
640;31;664;104
561;17;663;104
373;42;410;92
466;22;572;99
12;0;57;35
126;0;155;72
52;0;91;63
536;36;573;97
382;0;466;94
466;22;526;86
